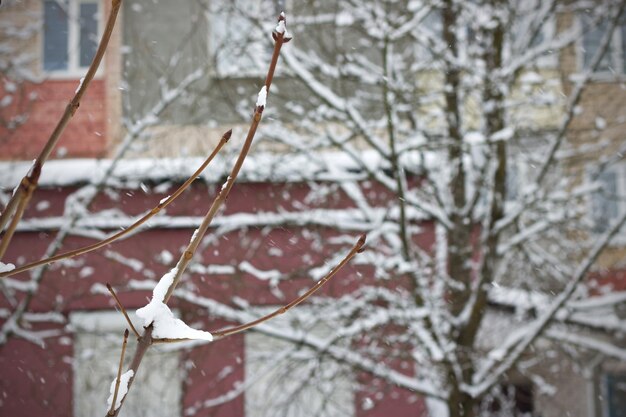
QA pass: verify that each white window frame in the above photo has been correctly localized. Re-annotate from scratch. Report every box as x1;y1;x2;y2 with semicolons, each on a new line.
584;358;624;417
207;1;269;78
70;310;183;417
206;0;293;79
41;0;102;79
599;366;626;417
505;2;558;69
589;162;626;243
244;307;355;417
575;13;626;80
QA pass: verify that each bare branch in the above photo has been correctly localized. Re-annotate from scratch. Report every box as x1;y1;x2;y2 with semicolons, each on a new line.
108;329;129;416
470;209;626;398
0;129;231;279
106;284;140;339
212;234;366;339
0;0;123;256
105;13;298;417
161;16;290;304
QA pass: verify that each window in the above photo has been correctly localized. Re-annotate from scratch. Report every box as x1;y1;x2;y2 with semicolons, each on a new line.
208;1;272;77
478;383;534;417
507;0;557;68
244;310;354;417
71;311;182;417
603;372;626;417
591;164;625;234
43;0;99;75
506;156;531;202
581;13;626;74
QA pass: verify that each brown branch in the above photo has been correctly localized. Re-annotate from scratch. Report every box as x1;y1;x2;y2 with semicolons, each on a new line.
0;175;37;258
107;283;140;339
0;186;21;235
108;329;129;416
212;234;366;339
0;130;231;279
0;0;122;257
162;14;290;305
471;209;626;398
150;234;366;344
105;14;292;417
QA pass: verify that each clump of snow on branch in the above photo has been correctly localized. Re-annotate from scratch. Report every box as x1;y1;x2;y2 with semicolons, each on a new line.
106;370;134;411
275;18;286;34
256;86;267;108
136;267;213;341
75;77;85;94
0;262;15;273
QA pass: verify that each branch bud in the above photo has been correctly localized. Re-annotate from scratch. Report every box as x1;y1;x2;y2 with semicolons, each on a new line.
223;129;232;142
356;234;367;253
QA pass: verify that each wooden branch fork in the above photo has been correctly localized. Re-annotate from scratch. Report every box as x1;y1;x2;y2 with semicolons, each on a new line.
100;13;364;417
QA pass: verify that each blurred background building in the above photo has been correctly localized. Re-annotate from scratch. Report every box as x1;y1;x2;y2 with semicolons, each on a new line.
0;1;625;416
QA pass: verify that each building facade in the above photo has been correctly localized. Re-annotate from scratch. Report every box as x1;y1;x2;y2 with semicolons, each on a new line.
0;1;625;416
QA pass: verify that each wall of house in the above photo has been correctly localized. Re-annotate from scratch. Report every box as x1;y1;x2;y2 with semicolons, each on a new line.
558;11;626;275
0;0;118;160
0;179;431;417
0;79;108;159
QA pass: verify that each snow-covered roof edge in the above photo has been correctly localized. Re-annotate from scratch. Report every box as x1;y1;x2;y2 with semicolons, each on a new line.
0;151;398;188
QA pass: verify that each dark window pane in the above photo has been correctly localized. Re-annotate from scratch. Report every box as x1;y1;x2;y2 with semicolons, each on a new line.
606;373;626;417
593;169;619;233
79;3;98;67
480;384;533;416
44;0;69;71
582;16;612;72
621;22;626;74
506;159;518;201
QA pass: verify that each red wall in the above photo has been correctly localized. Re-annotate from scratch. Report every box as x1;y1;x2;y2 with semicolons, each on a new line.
0;78;108;160
0;181;431;417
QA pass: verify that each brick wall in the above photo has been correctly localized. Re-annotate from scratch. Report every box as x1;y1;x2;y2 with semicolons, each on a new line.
0;79;108;160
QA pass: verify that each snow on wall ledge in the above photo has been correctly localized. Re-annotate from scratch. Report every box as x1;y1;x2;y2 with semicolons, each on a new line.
0;150;431;188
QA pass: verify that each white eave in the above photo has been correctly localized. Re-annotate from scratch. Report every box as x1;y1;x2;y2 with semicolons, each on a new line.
0;151;403;188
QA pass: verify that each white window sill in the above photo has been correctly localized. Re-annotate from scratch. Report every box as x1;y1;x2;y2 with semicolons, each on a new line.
569;72;626;83
43;69;104;81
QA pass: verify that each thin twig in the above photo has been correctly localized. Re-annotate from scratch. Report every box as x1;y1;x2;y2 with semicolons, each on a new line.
470;209;626;397
108;329;129;416
0;0;122;257
212;234;366;339
0;189;20;234
107;284;140;339
0;129;231;279
0;69;209;345
0;184;36;258
150;234;366;344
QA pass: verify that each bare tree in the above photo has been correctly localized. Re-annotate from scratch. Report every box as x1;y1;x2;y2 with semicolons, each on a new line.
173;1;625;416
